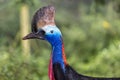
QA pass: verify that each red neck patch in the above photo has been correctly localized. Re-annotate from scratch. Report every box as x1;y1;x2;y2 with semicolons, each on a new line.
48;54;55;80
62;44;67;65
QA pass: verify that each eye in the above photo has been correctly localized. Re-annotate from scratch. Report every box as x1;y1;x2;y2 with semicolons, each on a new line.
50;30;54;33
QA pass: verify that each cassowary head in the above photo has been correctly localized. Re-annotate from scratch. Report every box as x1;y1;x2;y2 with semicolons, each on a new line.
23;5;62;45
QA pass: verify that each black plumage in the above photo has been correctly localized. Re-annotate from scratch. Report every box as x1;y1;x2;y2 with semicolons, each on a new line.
53;63;120;80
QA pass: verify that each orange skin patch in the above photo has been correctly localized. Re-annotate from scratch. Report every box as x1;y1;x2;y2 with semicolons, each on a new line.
62;44;67;65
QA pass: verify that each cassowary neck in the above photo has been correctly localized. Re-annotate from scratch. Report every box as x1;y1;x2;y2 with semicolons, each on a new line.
52;38;67;70
48;37;67;80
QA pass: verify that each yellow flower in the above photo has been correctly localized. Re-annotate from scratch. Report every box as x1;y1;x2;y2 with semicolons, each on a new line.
103;21;110;29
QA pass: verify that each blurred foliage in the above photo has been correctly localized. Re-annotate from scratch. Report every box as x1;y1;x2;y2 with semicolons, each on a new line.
0;0;120;80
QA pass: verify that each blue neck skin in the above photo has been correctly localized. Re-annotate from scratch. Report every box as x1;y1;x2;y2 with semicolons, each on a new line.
51;37;65;72
42;25;66;72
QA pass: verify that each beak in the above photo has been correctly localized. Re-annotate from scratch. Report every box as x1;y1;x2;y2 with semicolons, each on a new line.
23;29;45;40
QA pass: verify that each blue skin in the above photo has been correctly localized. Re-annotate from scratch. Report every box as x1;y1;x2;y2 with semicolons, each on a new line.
42;25;65;72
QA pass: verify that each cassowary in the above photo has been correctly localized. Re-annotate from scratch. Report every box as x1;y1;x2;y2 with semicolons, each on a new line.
23;5;120;80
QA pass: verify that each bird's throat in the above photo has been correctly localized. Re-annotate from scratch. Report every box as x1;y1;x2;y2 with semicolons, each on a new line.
48;39;67;80
52;42;67;69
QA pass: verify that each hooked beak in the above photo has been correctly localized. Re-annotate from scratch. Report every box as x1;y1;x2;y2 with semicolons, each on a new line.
22;29;45;40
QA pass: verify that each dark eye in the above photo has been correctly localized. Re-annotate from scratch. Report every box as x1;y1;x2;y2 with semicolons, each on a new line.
50;30;54;33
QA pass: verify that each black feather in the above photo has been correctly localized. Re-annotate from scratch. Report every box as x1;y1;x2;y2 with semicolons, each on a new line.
65;65;120;80
53;63;66;80
53;63;120;80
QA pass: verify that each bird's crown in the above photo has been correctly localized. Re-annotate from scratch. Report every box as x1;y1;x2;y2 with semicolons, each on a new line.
32;5;55;33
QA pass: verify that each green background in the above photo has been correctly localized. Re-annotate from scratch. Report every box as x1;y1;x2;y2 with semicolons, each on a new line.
0;0;120;80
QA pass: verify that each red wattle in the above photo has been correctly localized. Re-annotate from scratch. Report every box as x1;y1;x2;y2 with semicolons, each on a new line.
48;55;55;80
